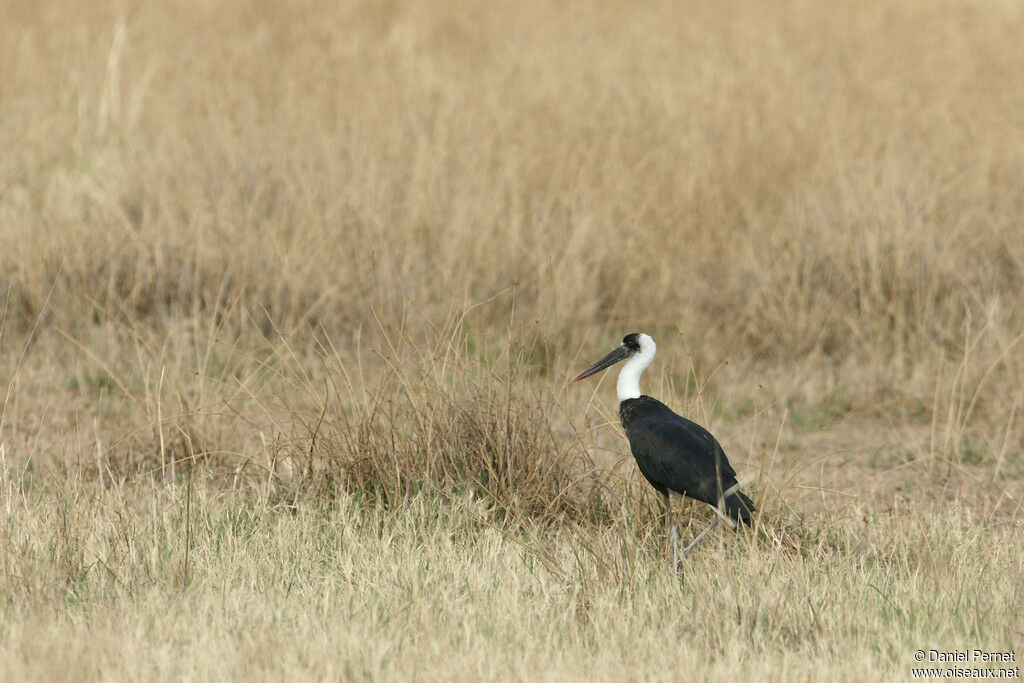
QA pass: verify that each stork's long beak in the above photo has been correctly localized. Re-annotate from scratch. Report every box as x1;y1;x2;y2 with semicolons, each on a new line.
573;345;630;381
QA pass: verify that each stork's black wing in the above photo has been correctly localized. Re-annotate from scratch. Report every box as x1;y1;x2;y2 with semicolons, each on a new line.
619;395;741;509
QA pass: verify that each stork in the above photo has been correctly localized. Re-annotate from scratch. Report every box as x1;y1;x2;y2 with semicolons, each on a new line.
574;333;755;567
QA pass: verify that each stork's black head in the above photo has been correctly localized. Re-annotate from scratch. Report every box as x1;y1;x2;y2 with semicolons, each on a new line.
622;333;642;353
573;332;651;382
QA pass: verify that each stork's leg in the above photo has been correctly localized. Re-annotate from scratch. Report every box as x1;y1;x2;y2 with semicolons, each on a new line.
670;514;680;568
663;491;679;569
680;517;720;559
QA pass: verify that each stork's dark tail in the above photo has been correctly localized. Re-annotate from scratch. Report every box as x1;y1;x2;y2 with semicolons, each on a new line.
724;490;756;526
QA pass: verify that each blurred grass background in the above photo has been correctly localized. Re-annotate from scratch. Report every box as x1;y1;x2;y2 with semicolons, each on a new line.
1;0;1022;679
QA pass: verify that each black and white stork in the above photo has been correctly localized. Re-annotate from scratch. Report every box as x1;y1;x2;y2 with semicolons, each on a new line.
574;333;755;566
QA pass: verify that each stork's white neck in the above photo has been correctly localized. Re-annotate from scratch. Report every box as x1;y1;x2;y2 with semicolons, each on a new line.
617;337;656;402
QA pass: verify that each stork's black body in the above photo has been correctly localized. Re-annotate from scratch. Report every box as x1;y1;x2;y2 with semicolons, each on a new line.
619;395;754;524
573;332;755;566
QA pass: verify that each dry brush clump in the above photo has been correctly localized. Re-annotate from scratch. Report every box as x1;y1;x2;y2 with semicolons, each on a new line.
61;312;617;523
285;327;619;522
313;383;591;518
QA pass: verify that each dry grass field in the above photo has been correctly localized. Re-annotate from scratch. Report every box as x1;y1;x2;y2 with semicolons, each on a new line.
2;0;1023;679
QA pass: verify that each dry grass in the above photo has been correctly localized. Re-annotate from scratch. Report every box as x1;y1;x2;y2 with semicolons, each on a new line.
1;0;1023;679
1;470;1020;680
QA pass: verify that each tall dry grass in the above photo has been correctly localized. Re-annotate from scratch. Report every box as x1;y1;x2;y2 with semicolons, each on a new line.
1;463;1020;680
1;0;1023;679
